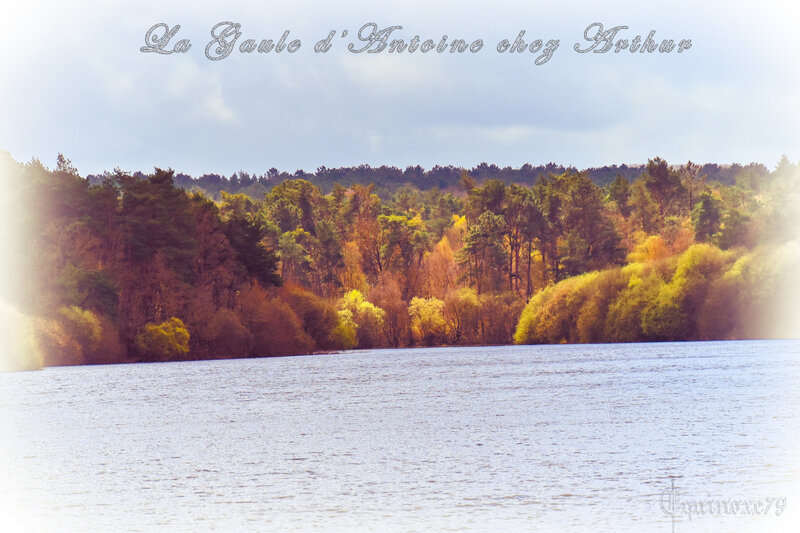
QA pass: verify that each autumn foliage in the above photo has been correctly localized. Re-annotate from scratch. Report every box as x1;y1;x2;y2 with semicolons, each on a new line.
1;150;797;368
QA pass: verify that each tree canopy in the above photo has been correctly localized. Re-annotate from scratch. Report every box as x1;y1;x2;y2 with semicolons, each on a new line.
1;149;796;369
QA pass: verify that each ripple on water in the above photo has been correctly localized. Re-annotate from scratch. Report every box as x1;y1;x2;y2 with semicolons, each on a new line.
1;340;799;532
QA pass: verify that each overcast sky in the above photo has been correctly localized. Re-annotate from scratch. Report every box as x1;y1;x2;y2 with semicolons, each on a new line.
1;0;798;176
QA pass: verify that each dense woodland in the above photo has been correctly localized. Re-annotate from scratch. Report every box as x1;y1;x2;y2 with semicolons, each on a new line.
1;151;798;370
88;161;765;201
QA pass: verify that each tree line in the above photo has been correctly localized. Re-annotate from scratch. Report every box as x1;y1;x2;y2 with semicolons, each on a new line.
87;161;768;202
0;150;797;370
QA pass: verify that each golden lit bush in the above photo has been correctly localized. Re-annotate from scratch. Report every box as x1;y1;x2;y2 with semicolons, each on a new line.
338;290;386;348
672;243;731;287
408;297;447;346
516;238;789;345
332;309;358;350
642;244;733;340
640;283;689;341
514;284;558;345
34;305;124;366
136;317;190;362
58;305;101;347
627;234;670;263
514;273;598;344
603;264;664;342
575;269;629;343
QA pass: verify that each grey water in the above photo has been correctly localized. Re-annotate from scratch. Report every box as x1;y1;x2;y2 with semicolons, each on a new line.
1;340;799;532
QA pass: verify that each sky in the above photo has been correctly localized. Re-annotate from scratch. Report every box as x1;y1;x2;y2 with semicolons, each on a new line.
1;0;798;177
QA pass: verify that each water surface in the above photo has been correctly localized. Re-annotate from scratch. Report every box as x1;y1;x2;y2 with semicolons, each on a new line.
2;341;799;532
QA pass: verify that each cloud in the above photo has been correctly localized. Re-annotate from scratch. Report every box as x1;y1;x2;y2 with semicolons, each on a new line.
164;62;237;123
0;0;797;175
338;53;450;98
201;84;237;123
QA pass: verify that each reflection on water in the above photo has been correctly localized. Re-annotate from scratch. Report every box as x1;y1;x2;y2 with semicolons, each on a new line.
1;340;799;532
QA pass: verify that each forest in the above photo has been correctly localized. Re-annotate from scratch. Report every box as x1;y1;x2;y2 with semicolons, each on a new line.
1;151;798;370
88;161;762;201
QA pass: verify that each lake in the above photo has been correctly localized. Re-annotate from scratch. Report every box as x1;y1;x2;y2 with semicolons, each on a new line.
1;340;799;532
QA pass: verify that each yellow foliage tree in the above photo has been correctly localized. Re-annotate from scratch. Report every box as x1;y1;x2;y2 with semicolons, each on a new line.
575;268;629;343
332;309;358;350
340;241;369;294
136;317;190;362
408;297;447;346
514;272;599;344
338;290;386;348
422;236;460;299
627;234;670;263
642;244;732;340
603;263;667;342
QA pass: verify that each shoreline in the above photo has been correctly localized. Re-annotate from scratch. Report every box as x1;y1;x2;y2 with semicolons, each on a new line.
7;336;797;372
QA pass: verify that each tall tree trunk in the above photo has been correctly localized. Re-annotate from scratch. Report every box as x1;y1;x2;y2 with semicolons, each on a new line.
526;238;532;298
